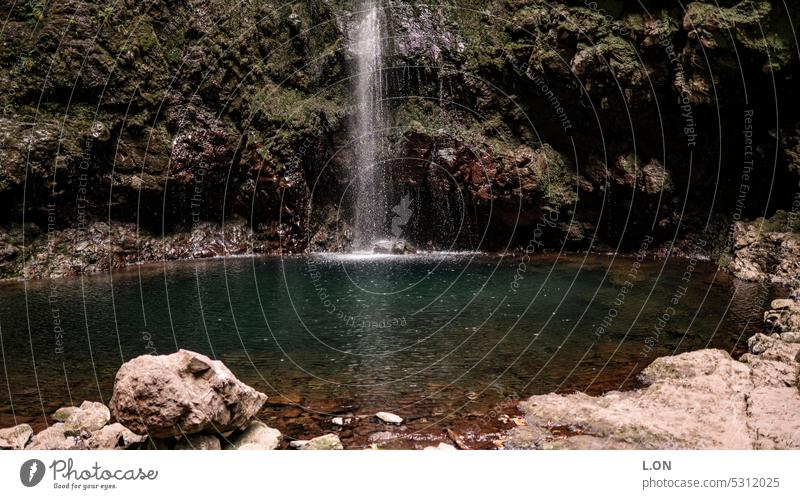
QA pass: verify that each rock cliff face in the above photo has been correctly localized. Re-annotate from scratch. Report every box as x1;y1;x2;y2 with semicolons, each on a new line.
1;0;345;277
728;214;800;284
1;1;799;277
379;0;800;256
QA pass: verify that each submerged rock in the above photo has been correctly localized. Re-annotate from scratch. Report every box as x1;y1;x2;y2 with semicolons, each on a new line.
368;431;397;443
225;421;281;450
109;349;267;438
0;423;33;449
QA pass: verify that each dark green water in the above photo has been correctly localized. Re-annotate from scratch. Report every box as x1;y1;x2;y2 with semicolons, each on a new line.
0;253;775;431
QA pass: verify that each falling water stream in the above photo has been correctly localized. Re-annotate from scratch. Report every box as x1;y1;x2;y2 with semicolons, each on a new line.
352;1;388;248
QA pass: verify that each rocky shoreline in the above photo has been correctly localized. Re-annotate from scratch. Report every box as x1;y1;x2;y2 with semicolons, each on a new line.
0;349;474;450
505;299;800;450
0;350;283;451
0;236;746;283
1;211;795;286
3;299;798;451
0;218;281;281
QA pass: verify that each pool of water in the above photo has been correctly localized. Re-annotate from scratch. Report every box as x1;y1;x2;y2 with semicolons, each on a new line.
0;253;776;446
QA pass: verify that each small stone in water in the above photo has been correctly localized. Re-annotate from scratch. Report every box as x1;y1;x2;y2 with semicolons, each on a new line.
375;411;403;424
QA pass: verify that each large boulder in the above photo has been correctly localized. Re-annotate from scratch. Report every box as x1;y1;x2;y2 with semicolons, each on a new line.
508;349;754;449
109;350;267;438
505;335;800;450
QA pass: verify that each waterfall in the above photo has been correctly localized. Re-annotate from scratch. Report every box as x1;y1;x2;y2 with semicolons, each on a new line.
351;0;387;249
